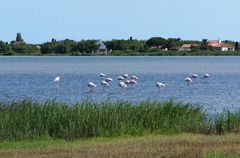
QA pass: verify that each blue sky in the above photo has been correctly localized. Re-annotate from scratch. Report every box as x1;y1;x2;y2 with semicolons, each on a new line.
0;0;239;43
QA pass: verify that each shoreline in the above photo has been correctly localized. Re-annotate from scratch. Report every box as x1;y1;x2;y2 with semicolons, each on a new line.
1;50;240;57
1;54;240;57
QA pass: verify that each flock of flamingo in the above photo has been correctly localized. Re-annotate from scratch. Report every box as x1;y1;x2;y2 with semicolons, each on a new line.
53;73;210;91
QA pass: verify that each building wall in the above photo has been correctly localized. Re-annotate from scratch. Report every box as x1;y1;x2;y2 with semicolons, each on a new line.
221;47;228;51
96;49;107;54
178;48;191;51
221;47;235;51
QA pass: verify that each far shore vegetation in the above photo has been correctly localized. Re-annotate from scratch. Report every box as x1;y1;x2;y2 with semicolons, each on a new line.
0;33;239;56
1;100;240;157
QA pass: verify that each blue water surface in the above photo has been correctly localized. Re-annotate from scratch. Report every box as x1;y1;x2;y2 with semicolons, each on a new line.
0;56;240;112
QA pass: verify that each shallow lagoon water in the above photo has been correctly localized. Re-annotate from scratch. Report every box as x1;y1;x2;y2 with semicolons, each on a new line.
0;56;240;112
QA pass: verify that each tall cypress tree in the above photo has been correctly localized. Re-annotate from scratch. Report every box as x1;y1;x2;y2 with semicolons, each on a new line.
16;33;24;42
235;42;239;51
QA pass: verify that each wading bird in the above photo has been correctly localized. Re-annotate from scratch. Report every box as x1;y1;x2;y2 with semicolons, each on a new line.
119;81;127;89
122;73;129;79
190;74;199;79
129;79;137;85
131;75;139;81
117;76;124;81
99;73;106;78
156;82;166;90
87;82;96;91
202;74;210;79
125;79;131;85
105;78;113;83
54;76;60;82
185;78;193;85
101;80;109;88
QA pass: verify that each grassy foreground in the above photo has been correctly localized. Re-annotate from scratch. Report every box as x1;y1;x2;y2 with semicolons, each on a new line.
1;100;240;141
0;100;208;141
1;100;240;157
1;134;240;158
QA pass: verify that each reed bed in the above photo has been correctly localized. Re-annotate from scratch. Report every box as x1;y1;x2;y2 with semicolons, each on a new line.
1;100;240;141
0;100;208;141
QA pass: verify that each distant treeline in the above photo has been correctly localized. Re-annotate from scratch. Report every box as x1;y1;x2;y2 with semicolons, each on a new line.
0;33;239;55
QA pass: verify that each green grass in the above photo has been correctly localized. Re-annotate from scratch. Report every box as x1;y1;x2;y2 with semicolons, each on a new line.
0;137;71;150
1;99;240;142
2;134;240;158
203;153;240;158
0;100;207;141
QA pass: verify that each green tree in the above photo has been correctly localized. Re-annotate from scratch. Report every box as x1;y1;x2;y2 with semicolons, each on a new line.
55;43;70;54
200;39;208;50
74;40;98;53
16;33;24;42
0;41;14;55
40;42;56;54
128;40;145;51
11;43;38;55
40;39;77;54
55;39;76;54
51;38;57;42
146;37;167;47
105;39;145;51
235;42;239;51
191;45;200;52
105;40;127;50
165;38;182;49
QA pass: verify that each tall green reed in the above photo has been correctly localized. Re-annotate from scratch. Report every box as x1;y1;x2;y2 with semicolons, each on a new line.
1;99;239;141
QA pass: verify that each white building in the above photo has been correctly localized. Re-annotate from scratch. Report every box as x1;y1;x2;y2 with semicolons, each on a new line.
207;40;235;51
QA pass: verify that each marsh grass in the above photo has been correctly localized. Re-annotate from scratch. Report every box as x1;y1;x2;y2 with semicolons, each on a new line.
214;110;240;134
1;99;240;141
0;100;207;141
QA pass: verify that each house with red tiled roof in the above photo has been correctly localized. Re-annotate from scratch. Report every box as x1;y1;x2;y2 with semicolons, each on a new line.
179;44;198;51
207;40;235;51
